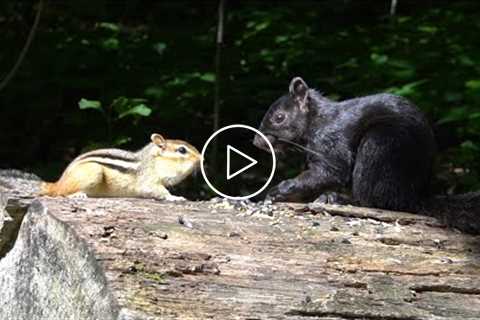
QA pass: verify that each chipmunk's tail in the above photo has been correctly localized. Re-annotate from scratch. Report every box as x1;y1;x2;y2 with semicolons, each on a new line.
39;181;57;196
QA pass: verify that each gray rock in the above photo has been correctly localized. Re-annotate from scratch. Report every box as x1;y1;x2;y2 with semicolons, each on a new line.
0;169;41;181
0;169;41;196
0;200;119;320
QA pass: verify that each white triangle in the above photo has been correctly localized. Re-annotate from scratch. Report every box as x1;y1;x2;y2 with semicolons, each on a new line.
226;145;258;180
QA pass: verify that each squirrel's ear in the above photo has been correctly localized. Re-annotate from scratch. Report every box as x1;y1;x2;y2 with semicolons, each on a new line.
289;77;309;111
151;133;167;149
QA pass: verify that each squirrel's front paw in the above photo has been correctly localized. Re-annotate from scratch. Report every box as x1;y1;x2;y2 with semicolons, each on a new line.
165;195;186;202
314;192;349;205
267;179;296;202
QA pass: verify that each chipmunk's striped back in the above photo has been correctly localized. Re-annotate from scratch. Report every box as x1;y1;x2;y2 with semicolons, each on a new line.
66;148;140;174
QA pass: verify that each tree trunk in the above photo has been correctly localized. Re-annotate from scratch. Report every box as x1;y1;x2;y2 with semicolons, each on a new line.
0;0;44;92
211;0;225;170
390;0;398;16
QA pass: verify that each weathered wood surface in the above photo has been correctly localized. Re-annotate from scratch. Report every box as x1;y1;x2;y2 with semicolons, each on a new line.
1;192;480;319
0;193;6;232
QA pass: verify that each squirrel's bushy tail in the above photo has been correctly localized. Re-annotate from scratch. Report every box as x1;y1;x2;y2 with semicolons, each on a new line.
421;192;480;234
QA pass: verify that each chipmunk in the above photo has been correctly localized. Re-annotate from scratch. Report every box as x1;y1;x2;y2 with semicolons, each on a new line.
40;133;201;201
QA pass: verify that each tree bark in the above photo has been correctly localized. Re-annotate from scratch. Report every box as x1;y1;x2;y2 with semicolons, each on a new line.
1;189;480;319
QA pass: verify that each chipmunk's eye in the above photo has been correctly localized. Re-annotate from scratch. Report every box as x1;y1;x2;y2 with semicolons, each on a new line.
177;146;187;154
274;113;285;123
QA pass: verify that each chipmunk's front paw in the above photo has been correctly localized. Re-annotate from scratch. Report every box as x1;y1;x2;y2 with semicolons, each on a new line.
67;191;89;199
165;195;186;202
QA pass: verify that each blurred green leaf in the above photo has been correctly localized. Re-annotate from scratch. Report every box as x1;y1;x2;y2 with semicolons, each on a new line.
391;69;416;80
199;73;216;82
336;58;358;69
397;16;411;23
275;35;288;43
78;98;102;110
466;80;480;91
458;55;475;66
444;92;463;102
102;38;120;50
113;136;132;146
97;22;120;32
461;140;480;152
437;106;468;125
145;86;165;99
112;96;129;113
153;42;167;54
418;25;438;33
388;59;414;69
385;80;427;97
130;98;147;104
254;21;270;32
118;104;152;119
370;53;388;65
469;112;480;120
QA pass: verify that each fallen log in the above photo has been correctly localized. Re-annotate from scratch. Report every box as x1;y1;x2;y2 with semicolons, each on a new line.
1;191;480;319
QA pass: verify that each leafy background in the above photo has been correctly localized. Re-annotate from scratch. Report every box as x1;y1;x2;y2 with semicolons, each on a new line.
1;0;480;199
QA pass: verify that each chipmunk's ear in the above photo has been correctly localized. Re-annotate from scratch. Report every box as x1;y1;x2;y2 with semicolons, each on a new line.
289;77;310;112
151;133;167;150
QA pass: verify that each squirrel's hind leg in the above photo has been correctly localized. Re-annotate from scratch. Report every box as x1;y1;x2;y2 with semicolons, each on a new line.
352;125;432;212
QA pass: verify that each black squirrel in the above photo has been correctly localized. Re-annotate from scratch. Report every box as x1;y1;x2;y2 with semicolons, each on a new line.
253;77;480;234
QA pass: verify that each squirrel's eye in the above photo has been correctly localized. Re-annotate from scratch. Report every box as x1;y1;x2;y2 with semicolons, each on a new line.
177;146;187;154
274;113;286;123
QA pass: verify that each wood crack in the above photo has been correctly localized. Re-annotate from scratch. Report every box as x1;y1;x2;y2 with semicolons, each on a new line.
286;310;422;320
411;284;480;295
304;203;443;228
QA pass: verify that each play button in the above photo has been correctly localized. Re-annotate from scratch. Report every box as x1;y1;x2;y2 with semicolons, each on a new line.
201;124;276;200
226;145;258;180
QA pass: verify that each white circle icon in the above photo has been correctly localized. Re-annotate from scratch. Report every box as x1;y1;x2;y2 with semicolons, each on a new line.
200;124;276;200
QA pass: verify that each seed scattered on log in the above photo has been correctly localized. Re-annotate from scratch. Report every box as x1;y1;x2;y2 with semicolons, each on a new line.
178;216;193;229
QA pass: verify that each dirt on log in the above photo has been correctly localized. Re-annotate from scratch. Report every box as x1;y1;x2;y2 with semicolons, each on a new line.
1;190;480;319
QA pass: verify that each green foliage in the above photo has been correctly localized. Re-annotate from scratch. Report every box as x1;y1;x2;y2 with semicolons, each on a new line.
78;97;152;146
2;1;480;195
386;80;428;97
78;98;101;110
79;97;152;121
118;103;151;119
466;80;480;91
97;22;120;32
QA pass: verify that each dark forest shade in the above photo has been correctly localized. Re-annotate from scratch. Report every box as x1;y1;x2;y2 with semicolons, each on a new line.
1;1;480;199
